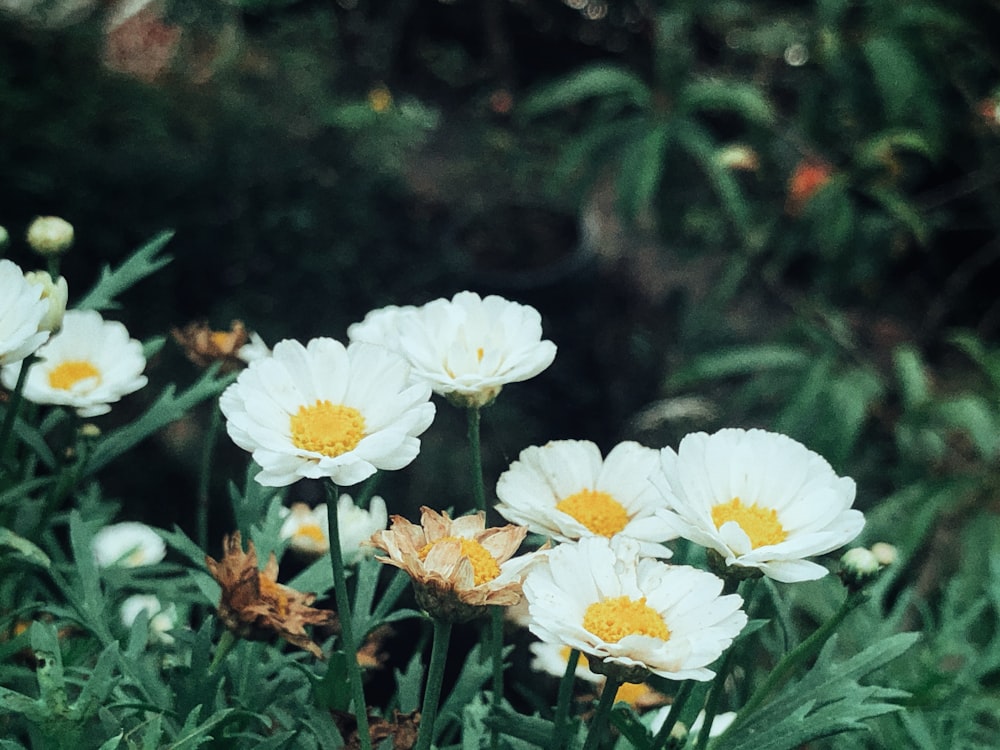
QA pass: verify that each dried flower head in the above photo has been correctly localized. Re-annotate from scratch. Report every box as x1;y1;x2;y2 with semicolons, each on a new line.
172;320;253;372
205;532;336;658
370;507;529;622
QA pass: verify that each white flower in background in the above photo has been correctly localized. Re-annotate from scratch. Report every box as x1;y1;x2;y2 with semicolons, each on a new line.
653;428;865;583
237;330;270;364
1;309;148;417
648;706;737;740
26;215;74;255
346;304;416;352
220;338;435;487
120;594;178;644
522;536;746;682
23;271;68;333
529;639;603;684
496;440;675;557
92;521;166;567
352;291;556;408
280;494;388;562
0;259;50;366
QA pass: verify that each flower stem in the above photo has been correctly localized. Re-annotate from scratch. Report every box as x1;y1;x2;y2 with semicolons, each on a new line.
582;675;621;750
694;648;736;750
326;481;372;750
735;589;865;722
650;678;694;748
552;648;580;749
196;404;222;554
490;605;504;750
208;629;237;674
466;406;486;513
0;355;34;475
416;618;453;750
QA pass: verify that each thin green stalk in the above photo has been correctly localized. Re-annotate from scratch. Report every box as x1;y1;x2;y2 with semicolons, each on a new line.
552;648;581;749
0;355;34;474
490;606;504;750
416;618;453;750
694;648;736;750
326;481;372;750
466;406;486;513
650;679;694;749
736;589;865;721
208;629;237;674
582;675;621;750
196;405;223;554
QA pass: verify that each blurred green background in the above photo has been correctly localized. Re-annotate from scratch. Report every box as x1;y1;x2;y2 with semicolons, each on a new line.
4;0;1000;744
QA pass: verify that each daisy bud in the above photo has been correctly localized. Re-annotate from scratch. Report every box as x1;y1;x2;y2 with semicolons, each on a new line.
26;216;74;256
23;271;68;333
870;542;898;566
839;547;881;590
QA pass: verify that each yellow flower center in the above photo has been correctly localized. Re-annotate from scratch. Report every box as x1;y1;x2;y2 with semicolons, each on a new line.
418;536;501;585
555;489;629;537
711;497;787;549
259;575;289;618
290;400;365;457
582;596;670;643
48;360;101;391
294;524;327;545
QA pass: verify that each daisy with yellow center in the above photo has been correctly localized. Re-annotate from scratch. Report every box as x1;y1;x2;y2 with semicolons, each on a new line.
369;507;530;622
2;309;147;417
219;338;435;487
495;440;676;557
349;291;556;408
652;428;865;583
521;537;746;682
279;494;388;563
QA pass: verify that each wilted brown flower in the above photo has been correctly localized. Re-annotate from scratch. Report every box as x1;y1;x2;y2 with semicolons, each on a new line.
370;507;529;623
171;320;251;372
205;532;336;658
335;709;420;750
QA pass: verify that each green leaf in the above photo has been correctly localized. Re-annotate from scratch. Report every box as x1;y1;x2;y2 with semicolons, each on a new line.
615;123;671;219
484;705;562;749
666;345;809;388
82;366;235;476
893;345;931;409
393;643;426;714
437;643;501;738
96;735;123;750
673;121;752;233
165;705;237;750
857;129;938;167
863;185;929;246
72;642;119;721
678;79;775;125
68;510;104;621
518;64;652;119
715;632;919;750
0;526;51;567
76;231;174;311
861;35;925;123
933;395;1000;459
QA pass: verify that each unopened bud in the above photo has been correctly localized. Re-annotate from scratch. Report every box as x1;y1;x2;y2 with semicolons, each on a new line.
79;424;102;439
26;216;74;256
0;225;9;251
870;542;898;567
23;271;68;333
839;547;881;590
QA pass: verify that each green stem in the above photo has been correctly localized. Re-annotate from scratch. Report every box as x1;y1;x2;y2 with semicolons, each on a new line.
552;648;581;749
736;589;865;721
694;648;736;750
416;618;453;750
466;407;486;513
0;355;34;474
650;679;694;749
197;404;222;554
582;675;621;750
490;606;504;750
326;482;372;750
208;629;237;674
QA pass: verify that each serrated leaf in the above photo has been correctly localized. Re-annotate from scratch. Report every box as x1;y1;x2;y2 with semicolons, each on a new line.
166;705;237;750
394;644;426;714
518;64;651;119
715;632;919;750
76;231;174;311
0;527;51;567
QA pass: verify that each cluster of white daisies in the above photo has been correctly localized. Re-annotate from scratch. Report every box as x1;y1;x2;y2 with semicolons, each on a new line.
2;258;865;685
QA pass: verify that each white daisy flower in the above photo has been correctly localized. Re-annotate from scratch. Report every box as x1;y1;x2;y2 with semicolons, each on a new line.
352;291;556;408
0;259;50;366
279;494;388;562
346;304;416;351
528;639;603;684
648;706;737;739
92;521;166;567
522;536;747;682
23;271;68;333
1;309;147;417
120;594;178;645
495;440;675;557
237;330;270;364
219;338;435;487
652;428;865;583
